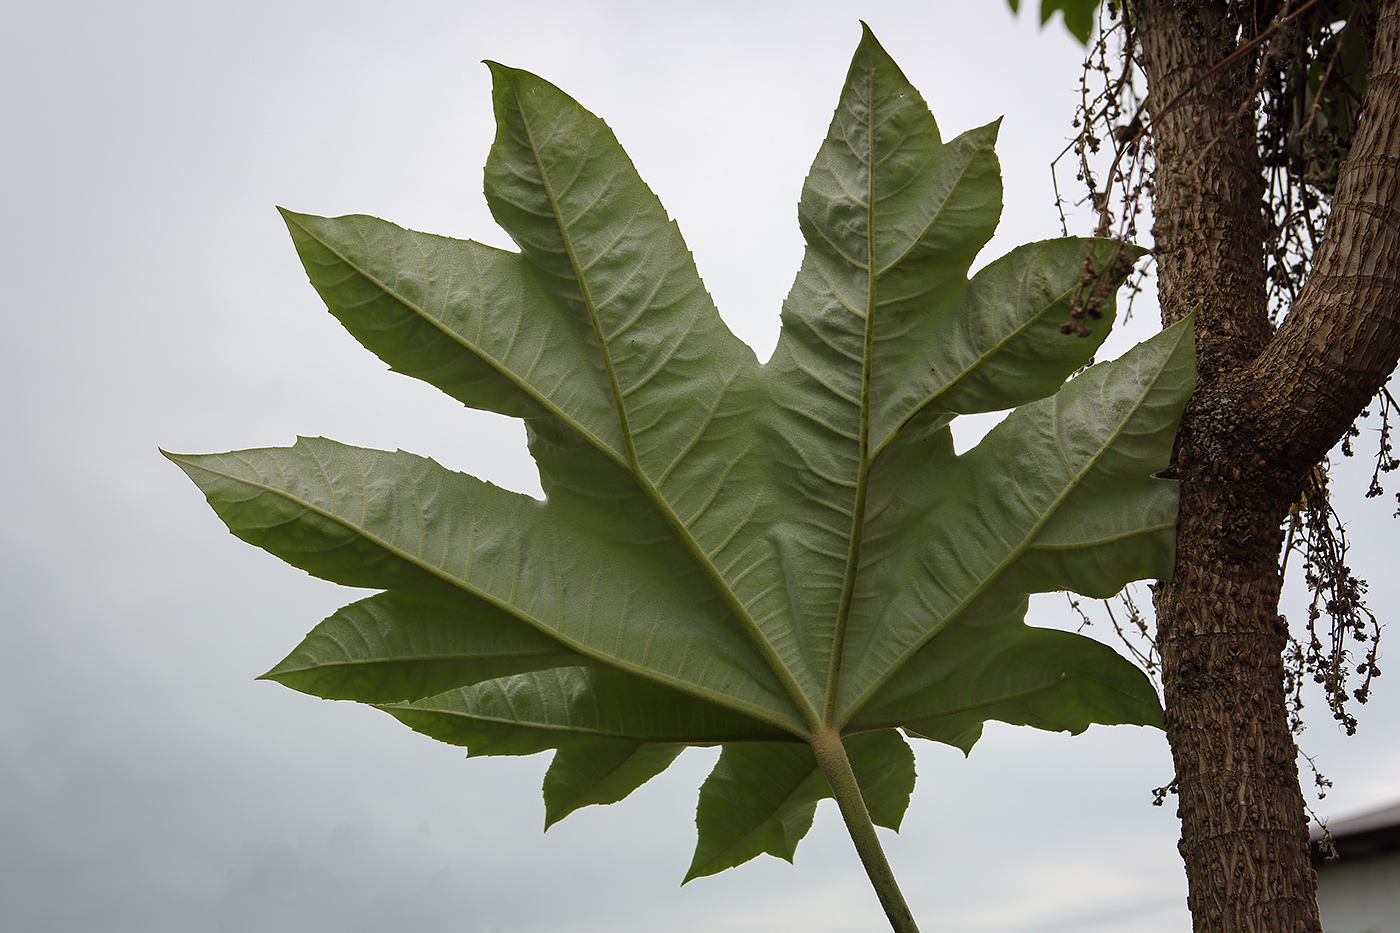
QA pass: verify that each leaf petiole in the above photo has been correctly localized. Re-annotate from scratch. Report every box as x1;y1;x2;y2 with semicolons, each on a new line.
811;728;921;933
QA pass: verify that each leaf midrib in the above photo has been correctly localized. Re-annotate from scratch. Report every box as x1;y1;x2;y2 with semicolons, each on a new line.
178;453;807;735
282;211;634;477
871;125;992;280
822;57;882;726
491;81;823;734
287;207;816;730
824;71;991;727
269;648;579;675
691;767;824;877
826;112;998;725
855;670;1155;730
840;328;1183;723
871;241;1092;460
385;702;784;745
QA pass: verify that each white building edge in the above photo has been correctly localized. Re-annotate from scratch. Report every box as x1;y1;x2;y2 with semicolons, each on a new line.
1312;799;1400;933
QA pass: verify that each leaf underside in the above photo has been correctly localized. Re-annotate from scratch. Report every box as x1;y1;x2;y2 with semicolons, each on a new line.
169;24;1192;880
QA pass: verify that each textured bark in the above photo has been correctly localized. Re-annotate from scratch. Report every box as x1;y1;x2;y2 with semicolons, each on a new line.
1252;3;1400;463
1138;2;1272;366
1133;1;1400;932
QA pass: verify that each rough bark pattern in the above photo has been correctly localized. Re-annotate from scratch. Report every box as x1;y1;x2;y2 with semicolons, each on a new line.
1136;2;1400;932
1139;1;1273;375
1137;4;1320;931
1154;469;1316;933
1254;2;1400;467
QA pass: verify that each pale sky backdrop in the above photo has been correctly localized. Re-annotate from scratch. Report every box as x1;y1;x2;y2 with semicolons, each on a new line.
3;2;1398;932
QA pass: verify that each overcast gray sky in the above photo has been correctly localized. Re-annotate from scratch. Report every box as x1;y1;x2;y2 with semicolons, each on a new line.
3;2;1398;932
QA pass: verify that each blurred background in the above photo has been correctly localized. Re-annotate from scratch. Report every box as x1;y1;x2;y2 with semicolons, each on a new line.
3;2;1397;931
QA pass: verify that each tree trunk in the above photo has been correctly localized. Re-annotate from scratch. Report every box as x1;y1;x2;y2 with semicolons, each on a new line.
1133;1;1400;931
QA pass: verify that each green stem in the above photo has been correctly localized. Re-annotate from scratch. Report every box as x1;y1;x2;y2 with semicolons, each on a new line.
810;728;921;933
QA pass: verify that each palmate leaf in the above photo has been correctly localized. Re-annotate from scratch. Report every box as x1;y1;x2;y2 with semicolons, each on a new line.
167;25;1192;888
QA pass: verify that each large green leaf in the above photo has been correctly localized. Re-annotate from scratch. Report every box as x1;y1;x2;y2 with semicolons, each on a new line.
168;25;1192;883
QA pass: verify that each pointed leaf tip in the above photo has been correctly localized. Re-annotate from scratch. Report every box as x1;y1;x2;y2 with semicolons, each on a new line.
484;59;553;103
853;20;896;64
